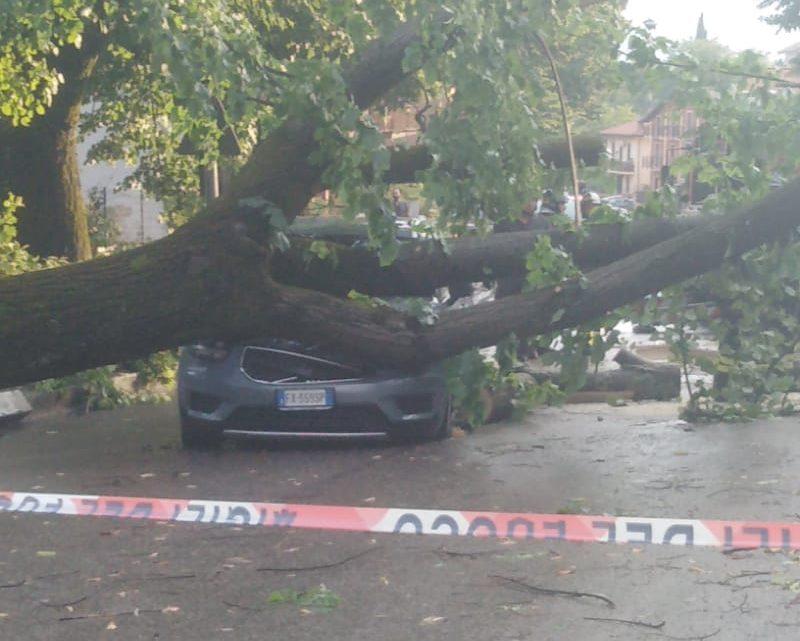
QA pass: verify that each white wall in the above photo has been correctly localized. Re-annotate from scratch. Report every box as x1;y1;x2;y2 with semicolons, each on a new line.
77;129;167;243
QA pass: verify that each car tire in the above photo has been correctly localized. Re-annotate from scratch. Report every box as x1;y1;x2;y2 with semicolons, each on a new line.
433;399;453;441
180;413;223;449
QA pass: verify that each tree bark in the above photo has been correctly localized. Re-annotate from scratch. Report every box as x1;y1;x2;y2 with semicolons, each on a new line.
275;216;704;297
0;35;103;261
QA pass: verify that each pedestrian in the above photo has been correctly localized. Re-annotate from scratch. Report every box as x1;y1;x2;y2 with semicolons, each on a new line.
538;189;559;216
581;191;595;219
391;188;409;218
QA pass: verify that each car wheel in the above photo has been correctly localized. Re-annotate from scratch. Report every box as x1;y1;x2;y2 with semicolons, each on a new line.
180;413;223;449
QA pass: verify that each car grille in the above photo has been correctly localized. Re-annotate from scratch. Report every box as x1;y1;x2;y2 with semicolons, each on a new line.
240;347;360;383
226;405;391;434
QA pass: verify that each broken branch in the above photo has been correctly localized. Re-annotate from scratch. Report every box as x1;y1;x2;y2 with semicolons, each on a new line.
255;547;378;572
491;574;616;608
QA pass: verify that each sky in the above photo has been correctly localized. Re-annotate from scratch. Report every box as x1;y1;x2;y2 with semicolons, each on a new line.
624;0;799;57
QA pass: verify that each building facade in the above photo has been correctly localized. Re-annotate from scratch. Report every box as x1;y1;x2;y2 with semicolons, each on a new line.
601;104;698;200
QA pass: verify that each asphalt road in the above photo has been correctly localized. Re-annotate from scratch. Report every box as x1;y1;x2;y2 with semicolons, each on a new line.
2;400;800;640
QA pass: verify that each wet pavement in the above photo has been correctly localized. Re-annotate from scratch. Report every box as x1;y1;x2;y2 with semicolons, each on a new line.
2;400;800;639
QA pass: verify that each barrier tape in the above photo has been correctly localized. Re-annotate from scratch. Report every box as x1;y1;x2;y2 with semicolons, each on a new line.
1;490;798;550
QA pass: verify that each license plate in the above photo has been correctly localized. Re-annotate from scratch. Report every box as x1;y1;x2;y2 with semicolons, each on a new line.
276;388;333;410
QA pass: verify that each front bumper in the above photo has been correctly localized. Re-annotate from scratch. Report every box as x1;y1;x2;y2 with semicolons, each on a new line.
177;352;447;438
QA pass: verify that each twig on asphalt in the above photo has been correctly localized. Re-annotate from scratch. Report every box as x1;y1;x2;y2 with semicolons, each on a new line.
665;629;720;641
722;547;758;555
256;547;378;572
490;575;616;609
0;579;25;589
436;547;497;559
583;616;665;630
698;570;773;588
476;445;546;457
728;571;772;580
222;600;262;612
40;595;88;608
142;573;196;581
33;570;80;580
59;608;162;622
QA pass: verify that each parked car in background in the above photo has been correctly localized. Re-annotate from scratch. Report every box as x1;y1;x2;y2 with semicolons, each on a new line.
178;338;451;448
602;195;637;212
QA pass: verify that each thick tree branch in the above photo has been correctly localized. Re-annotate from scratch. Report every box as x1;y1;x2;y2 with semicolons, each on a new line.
207;11;457;225
273;216;703;297
423;180;800;365
270;179;800;370
377;133;605;184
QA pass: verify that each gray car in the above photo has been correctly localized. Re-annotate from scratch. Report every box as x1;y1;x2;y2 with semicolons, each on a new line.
177;338;451;448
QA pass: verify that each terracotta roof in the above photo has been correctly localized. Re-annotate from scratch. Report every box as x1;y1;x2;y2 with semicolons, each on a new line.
600;120;644;137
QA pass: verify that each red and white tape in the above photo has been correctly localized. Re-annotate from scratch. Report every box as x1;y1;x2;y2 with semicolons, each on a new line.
1;490;797;550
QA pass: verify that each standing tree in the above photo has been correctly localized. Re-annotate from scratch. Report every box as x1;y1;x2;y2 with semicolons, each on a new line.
0;0;351;259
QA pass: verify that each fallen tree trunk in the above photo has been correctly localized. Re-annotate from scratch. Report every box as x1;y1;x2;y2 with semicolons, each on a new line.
415;180;800;366
479;348;680;422
9;170;765;389
611;349;681;401
2;9;800;389
275;216;704;297
534;349;680;401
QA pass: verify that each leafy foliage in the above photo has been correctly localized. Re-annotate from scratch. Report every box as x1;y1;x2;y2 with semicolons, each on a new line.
267;584;341;613
8;0;800;427
760;0;800;31
0;193;63;275
86;187;121;250
36;350;178;413
622;33;800;421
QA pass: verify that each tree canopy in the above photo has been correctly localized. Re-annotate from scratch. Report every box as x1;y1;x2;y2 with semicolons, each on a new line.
4;0;800;424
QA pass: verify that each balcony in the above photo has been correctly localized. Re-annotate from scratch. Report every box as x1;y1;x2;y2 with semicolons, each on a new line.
608;159;635;174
